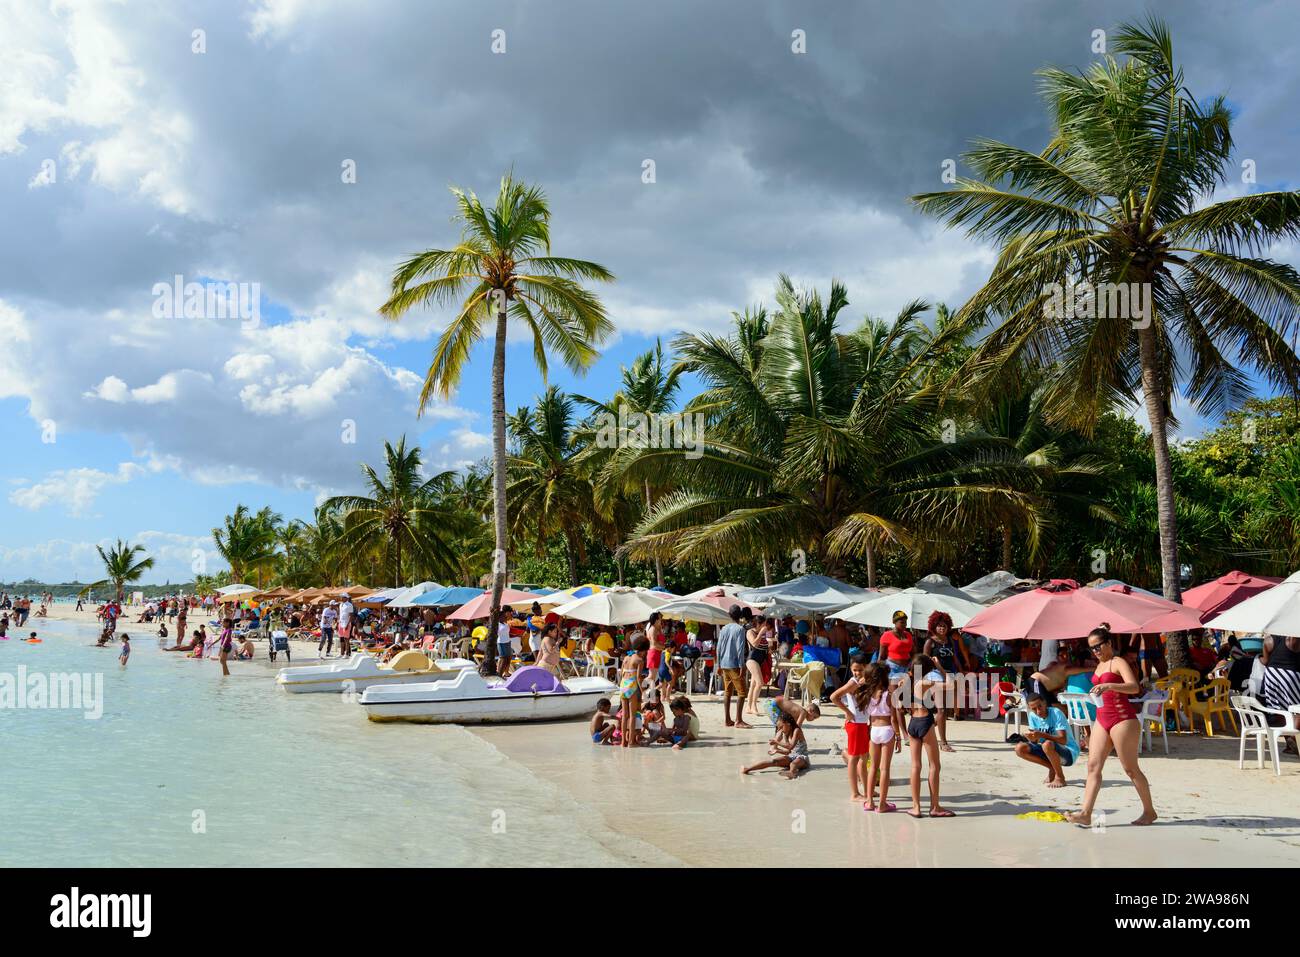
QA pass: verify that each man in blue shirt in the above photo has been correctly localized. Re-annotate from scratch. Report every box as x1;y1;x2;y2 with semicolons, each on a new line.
1013;691;1079;788
716;604;752;729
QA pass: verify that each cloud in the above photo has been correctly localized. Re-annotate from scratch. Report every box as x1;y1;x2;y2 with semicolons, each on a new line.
9;462;144;516
0;530;219;585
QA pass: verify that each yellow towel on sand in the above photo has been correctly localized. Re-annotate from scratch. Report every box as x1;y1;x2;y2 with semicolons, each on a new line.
1016;811;1068;823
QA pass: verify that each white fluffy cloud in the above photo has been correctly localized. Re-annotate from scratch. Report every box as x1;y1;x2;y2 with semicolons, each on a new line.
9;462;145;516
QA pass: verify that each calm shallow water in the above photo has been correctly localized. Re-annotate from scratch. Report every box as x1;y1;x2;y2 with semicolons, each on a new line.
0;619;673;867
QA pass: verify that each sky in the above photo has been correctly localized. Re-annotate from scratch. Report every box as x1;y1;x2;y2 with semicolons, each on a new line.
1;0;1298;584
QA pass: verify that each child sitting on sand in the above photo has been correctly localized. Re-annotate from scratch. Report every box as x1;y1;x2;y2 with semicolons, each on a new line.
642;700;667;742
666;697;692;750
237;634;256;660
589;698;617;745
742;712;809;778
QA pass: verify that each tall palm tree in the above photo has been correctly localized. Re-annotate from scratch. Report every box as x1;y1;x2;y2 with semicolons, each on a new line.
576;340;683;587
322;437;461;587
506;386;599;586
213;505;281;585
379;173;613;673
913;16;1300;604
620;277;1039;586
86;539;155;601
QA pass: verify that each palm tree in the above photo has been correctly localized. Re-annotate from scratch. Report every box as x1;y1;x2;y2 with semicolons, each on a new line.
212;505;281;585
379;173;614;673
507;386;600;586
576;340;683;587
620;277;1039;586
913;17;1300;603
85;539;155;601
322;437;462;587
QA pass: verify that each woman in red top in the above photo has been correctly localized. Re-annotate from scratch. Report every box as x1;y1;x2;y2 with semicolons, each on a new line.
878;611;914;750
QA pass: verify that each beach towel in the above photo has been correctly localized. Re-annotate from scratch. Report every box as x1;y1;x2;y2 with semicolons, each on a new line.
801;646;842;667
1015;811;1068;823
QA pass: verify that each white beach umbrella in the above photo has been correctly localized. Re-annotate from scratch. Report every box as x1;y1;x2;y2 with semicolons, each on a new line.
737;574;876;616
385;581;442;608
551;587;676;627
216;583;257;596
836;587;987;629
1203;570;1300;637
653;599;736;626
961;570;1036;604
913;573;975;600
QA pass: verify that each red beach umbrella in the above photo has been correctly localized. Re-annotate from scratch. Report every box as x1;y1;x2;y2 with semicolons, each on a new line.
963;579;1204;641
1181;570;1283;619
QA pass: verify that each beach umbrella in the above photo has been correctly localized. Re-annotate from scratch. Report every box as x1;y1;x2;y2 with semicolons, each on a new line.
1182;570;1283;619
407;585;484;608
1203;571;1300;637
216;583;257;597
447;588;547;621
550;586;676;627
961;571;1037;604
1087;578;1161;597
836;587;987;629
655;599;743;626
679;585;752;611
554;583;604;601
1094;582;1210;633
385;581;442;608
737;574;876;616
913;573;975;600
962;579;1204;641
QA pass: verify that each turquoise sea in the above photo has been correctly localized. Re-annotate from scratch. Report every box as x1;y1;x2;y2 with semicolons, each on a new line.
0;618;669;867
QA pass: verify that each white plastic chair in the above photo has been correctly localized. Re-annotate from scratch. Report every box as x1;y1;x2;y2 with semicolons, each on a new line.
1001;688;1028;738
1231;696;1272;770
585;649;616;682
1255;698;1300;776
1058;692;1095;748
1135;691;1169;755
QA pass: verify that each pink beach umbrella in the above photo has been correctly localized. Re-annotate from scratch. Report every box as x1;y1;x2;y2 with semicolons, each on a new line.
447;589;546;621
1181;570;1283;619
963;579;1204;641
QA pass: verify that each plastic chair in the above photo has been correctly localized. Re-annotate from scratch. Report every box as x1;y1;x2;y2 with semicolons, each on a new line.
1255;699;1300;776
585;649;616;681
1135;691;1169;754
1168;667;1201;686
999;686;1028;738
1231;696;1273;771
1058;692;1095;747
1186;677;1238;736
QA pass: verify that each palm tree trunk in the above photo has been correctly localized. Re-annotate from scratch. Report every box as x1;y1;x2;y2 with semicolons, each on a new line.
483;292;509;676
1001;527;1013;571
1138;325;1190;671
394;538;402;589
564;534;579;587
1137;326;1181;602
644;480;664;588
865;543;877;589
761;553;771;586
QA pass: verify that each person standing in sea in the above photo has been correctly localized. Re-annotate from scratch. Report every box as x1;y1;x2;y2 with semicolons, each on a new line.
319;601;338;658
218;619;234;676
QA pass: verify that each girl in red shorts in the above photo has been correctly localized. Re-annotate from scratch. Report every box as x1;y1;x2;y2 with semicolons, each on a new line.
830;654;873;801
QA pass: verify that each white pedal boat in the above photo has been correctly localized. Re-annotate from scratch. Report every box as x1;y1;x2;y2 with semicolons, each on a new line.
361;665;618;723
276;650;476;694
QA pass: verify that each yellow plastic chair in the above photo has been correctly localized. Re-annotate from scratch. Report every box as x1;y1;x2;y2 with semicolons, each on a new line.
1154;677;1188;731
1168;667;1201;686
1186;677;1238;736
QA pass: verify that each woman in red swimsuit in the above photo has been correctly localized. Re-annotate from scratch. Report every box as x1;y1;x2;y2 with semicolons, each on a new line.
1066;624;1157;827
